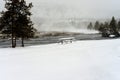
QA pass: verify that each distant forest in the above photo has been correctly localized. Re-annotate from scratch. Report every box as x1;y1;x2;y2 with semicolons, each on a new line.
87;17;120;37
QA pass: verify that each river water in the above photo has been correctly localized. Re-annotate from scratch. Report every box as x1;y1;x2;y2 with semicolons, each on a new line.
0;34;105;48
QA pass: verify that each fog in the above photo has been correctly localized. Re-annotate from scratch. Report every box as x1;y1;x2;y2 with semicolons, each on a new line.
26;0;120;18
0;0;120;32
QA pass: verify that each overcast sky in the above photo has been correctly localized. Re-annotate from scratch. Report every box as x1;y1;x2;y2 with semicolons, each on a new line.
0;0;120;18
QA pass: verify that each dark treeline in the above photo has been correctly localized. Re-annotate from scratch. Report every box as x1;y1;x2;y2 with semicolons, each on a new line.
87;17;120;38
0;0;36;48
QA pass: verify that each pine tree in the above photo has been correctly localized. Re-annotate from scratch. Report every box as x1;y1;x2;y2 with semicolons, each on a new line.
98;23;105;37
87;22;93;30
94;21;100;30
117;20;120;31
0;1;16;47
0;0;35;48
14;0;35;47
98;22;110;37
0;12;4;31
109;17;120;37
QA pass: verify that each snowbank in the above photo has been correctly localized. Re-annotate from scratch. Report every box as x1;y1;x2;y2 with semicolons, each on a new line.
0;39;120;80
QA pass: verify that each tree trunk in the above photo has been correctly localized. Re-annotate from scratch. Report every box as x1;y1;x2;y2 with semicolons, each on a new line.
14;36;16;47
21;37;24;47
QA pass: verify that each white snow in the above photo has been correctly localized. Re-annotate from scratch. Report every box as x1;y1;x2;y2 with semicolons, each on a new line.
0;39;120;80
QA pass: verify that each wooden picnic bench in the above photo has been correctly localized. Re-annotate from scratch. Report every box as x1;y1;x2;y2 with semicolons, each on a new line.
58;37;75;44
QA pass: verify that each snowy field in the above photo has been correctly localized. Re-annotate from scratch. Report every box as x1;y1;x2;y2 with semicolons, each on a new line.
0;39;120;80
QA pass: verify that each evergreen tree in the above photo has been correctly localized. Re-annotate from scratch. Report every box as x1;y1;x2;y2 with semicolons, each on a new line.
109;17;120;37
0;3;16;47
98;23;104;33
117;20;120;31
0;0;35;48
94;21;100;30
0;12;4;31
87;22;93;30
98;22;110;37
15;0;35;47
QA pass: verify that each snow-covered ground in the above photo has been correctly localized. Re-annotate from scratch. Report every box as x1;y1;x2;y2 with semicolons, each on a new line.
0;39;120;80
